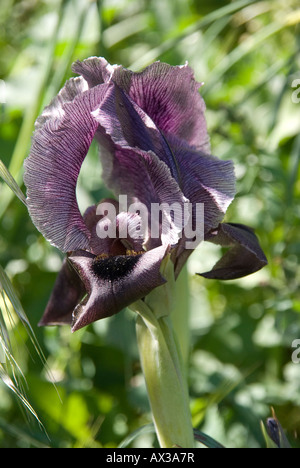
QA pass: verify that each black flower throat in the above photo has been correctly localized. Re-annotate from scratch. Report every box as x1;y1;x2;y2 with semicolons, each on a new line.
92;253;142;282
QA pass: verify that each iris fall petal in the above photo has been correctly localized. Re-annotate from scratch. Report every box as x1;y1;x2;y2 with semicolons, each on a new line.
69;245;168;331
199;223;268;280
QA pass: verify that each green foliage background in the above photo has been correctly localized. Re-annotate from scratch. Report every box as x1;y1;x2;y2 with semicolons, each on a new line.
0;0;300;448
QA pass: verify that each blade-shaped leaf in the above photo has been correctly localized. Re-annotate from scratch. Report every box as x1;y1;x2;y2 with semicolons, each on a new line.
0;159;26;206
193;429;225;449
118;424;156;448
0;365;44;429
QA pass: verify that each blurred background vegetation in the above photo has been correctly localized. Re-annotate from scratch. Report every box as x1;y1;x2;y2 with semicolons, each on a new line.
0;0;300;448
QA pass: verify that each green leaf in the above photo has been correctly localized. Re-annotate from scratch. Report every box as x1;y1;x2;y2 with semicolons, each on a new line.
118;424;156;448
193;429;225;449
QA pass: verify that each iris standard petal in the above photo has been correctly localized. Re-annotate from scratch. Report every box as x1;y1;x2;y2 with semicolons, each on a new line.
73;57;210;152
93;82;181;181
24;83;112;252
83;202;148;254
93;83;234;235
82;200;122;255
198;223;268;280
69;245;168;331
92;84;189;246
73;59;233;236
101;146;188;247
72;56;118;87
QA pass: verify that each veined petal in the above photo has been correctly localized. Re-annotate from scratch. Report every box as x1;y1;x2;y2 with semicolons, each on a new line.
93;83;180;181
114;62;210;152
72;56;119;87
93;83;233;235
199;223;268;280
70;245;168;332
73;57;210;152
83;200;121;255
167;136;236;232
39;258;85;326
35;77;88;130
24;83;112;252
171;138;236;275
100;145;188;247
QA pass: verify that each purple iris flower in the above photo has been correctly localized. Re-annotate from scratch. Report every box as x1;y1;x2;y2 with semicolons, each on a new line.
24;57;267;332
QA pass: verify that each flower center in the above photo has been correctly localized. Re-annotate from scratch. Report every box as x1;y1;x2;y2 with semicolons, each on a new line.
92;253;142;282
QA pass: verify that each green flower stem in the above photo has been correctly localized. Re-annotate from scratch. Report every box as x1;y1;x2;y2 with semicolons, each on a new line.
131;258;194;448
171;264;190;367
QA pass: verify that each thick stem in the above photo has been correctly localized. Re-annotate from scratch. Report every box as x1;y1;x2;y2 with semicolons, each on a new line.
132;258;194;448
171;264;190;367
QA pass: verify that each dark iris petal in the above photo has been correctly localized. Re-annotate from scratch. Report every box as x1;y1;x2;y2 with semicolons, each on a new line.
68;245;168;331
37;205;168;331
198;223;268;280
39;258;85;326
24;83;112;252
73;58;211;152
93;83;181;183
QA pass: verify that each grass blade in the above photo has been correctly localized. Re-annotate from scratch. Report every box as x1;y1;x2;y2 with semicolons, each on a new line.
0;417;49;448
0;365;44;429
203;22;286;95
0;265;34;335
287;132;300;204
0;0;69;219
0;159;26;206
118;424;156;448
129;0;262;70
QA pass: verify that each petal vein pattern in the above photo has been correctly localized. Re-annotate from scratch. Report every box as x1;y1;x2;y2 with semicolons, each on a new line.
24;83;112;252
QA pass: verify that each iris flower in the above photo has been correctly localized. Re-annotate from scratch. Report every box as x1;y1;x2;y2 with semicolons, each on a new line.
24;57;267;332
